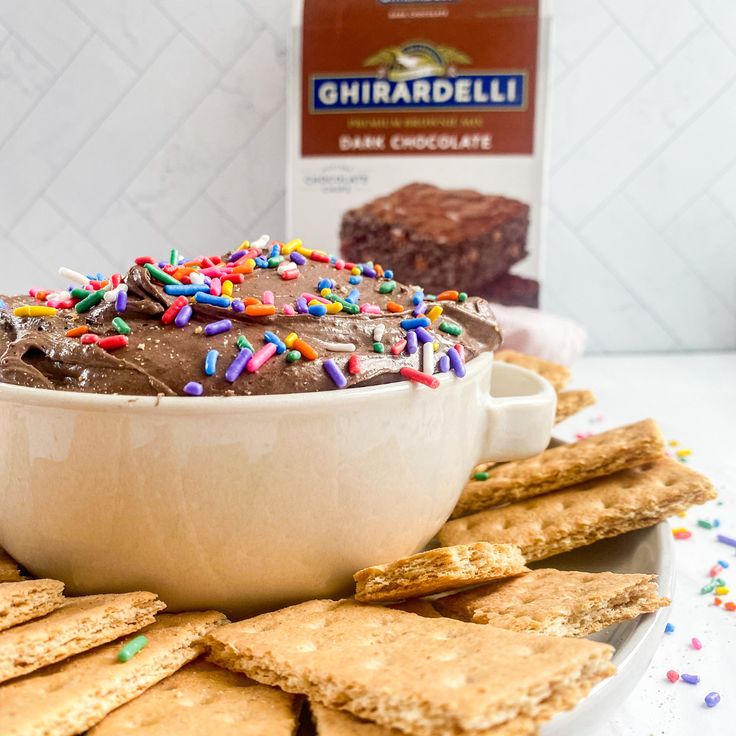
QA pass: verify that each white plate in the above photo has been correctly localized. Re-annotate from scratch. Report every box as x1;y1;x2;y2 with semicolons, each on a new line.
299;523;673;735
540;522;675;736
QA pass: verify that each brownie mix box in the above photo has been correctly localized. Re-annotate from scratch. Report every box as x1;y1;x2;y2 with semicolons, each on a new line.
287;0;548;307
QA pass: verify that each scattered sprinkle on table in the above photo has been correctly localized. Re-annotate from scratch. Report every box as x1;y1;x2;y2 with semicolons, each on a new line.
704;692;721;708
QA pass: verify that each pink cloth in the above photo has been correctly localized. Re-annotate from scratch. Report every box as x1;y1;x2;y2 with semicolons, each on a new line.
490;304;587;366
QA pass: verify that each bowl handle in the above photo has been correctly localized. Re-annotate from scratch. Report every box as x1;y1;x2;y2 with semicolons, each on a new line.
477;361;557;464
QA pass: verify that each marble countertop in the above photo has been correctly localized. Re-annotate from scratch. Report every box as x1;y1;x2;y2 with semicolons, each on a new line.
553;352;735;736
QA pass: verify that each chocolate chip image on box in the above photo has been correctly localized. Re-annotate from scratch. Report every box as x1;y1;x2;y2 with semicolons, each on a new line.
340;183;539;307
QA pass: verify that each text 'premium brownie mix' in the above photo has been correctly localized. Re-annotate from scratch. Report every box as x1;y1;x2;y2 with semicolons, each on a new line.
288;0;548;307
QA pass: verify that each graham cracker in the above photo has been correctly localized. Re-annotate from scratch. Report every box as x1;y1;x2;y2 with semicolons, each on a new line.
0;579;65;632
0;612;226;736
206;599;615;736
439;458;716;560
389;599;442;618
354;543;528;603
89;659;300;735
494;350;571;392
0;547;22;583
311;703;535;736
0;591;165;683
435;569;670;637
555;390;596;423
452;419;666;518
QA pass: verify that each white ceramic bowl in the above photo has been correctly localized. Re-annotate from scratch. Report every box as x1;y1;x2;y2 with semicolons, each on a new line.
0;354;555;615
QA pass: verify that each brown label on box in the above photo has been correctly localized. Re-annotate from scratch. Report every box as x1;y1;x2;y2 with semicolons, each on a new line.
302;0;538;156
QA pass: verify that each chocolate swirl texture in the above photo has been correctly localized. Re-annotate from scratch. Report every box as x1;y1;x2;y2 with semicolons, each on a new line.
0;244;502;396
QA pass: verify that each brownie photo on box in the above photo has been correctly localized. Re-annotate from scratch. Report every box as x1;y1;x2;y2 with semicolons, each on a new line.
479;273;539;308
340;183;535;305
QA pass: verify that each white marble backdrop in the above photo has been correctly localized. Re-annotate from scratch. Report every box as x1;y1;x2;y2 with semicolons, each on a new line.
0;0;734;351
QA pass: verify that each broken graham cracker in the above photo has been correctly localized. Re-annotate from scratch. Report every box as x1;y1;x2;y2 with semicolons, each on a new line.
0;591;165;683
453;419;666;518
0;579;65;632
494;350;571;392
206;599;615;736
439;458;716;561
435;569;670;637
0;547;22;583
555;390;596;423
0;611;226;736
89;659;300;736
354;543;528;603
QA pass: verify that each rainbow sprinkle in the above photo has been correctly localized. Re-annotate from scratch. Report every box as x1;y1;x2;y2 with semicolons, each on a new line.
324;359;347;388
225;348;252;383
203;319;232;337
117;635;148;662
705;692;721;708
204;350;219;376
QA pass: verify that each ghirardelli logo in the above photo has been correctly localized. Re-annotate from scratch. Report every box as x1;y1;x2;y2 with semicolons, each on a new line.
309;40;526;113
364;42;470;81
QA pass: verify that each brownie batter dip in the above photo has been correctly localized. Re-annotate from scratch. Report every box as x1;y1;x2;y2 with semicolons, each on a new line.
0;237;502;396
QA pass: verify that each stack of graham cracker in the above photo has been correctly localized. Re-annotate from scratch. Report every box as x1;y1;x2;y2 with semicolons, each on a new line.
0;352;717;735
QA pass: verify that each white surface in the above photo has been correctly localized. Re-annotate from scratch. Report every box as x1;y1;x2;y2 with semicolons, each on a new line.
555;352;735;736
0;0;734;350
0;356;554;616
